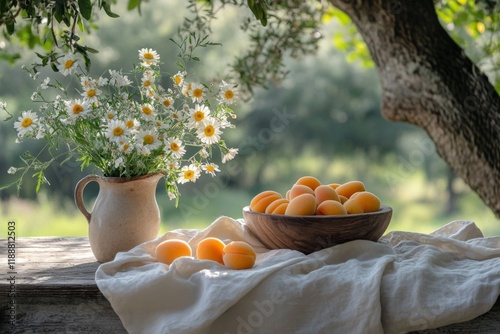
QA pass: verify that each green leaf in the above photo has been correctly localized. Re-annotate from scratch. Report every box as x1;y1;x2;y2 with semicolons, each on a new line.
6;19;14;35
78;0;93;20
128;0;141;11
102;1;120;18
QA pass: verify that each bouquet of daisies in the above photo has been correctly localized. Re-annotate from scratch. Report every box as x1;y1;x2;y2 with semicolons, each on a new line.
3;48;239;201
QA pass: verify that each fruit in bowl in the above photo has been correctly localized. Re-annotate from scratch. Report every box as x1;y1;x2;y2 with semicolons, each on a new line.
243;176;392;254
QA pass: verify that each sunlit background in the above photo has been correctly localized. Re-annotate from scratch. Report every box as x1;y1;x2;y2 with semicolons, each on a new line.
1;0;499;238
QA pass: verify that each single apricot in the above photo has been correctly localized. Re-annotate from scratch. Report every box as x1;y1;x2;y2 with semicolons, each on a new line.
339;195;349;204
155;239;192;265
295;176;322;191
265;198;290;214
271;202;289;214
336;181;366;199
328;183;341;190
288;184;314;200
251;193;282;213
343;199;365;214
223;241;256;270
316;200;347;215
285;193;316;216
196;237;225;264
250;190;281;209
351;191;380;212
314;185;341;205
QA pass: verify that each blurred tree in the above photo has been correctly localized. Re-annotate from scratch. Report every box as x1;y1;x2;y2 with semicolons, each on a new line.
0;0;499;217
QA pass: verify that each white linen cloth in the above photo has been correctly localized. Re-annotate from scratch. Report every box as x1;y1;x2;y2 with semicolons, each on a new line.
95;218;500;334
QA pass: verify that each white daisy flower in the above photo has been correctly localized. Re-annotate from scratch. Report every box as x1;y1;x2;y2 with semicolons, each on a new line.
7;167;17;174
190;83;206;103
188;104;210;129
178;164;201;184
119;141;133;154
172;71;186;86
80;76;94;89
202;163;220;177
81;86;101;103
166;161;179;170
197;119;222;145
105;110;116;120
105;120;129;142
165;137;186;159
124;118;140;133
181;82;193;97
170;109;184;122
14;110;38;137
160;96;174;109
222;148;239;163
138;130;161;151
138;48;160;67
140;103;155;119
219;80;238;105
57;53;78;76
65;99;90;121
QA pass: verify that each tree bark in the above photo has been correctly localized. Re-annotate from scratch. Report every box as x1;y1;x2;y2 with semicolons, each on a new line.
329;0;500;217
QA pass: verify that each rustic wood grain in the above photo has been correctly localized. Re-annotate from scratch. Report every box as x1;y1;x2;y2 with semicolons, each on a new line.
0;237;498;333
0;237;126;333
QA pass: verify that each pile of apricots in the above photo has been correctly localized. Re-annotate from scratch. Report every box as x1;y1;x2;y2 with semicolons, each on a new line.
249;176;381;216
155;238;256;270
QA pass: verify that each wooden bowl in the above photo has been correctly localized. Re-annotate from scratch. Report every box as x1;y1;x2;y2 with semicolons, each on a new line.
243;205;392;254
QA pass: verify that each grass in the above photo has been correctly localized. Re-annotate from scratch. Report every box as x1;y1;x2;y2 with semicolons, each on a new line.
1;156;499;239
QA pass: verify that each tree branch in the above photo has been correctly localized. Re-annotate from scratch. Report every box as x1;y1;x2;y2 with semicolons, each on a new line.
330;0;500;217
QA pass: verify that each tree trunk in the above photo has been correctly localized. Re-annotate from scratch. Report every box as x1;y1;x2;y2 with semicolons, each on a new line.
329;0;500;217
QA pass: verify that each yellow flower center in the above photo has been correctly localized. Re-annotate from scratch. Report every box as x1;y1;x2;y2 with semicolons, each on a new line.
122;143;130;151
184;170;194;180
224;90;234;100
73;104;84;114
107;113;114;119
156;121;161;126
143;80;151;87
64;59;75;69
206;165;215;172
194;111;205;122
143;134;154;145
174;76;182;85
125;120;135;128
142;106;152;115
143;52;154;60
87;89;96;98
204;125;215;136
193;88;203;99
170;142;179;151
163;99;171;107
22;118;33;128
113;127;124;137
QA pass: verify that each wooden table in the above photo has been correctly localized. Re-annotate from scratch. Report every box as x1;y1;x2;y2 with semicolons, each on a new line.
1;237;499;333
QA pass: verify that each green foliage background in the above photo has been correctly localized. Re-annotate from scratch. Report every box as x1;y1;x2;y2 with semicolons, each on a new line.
0;0;499;237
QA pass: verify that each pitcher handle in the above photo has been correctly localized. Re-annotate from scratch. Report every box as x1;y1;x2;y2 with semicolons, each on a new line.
74;175;100;223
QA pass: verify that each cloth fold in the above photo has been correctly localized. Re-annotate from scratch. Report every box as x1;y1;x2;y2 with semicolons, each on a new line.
95;218;500;334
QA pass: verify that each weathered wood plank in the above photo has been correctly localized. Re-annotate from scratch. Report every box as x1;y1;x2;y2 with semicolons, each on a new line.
0;237;499;333
0;237;126;333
